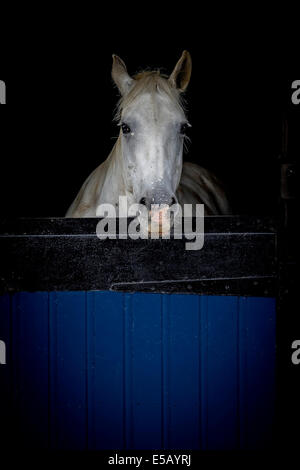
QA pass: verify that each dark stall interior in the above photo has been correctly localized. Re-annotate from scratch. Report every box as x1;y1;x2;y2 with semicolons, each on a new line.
0;42;297;218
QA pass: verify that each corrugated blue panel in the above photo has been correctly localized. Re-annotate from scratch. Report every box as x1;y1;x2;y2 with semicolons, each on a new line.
86;291;124;450
11;292;49;448
49;292;86;449
202;296;239;450
163;294;201;449
125;293;163;449
0;292;276;450
238;297;276;449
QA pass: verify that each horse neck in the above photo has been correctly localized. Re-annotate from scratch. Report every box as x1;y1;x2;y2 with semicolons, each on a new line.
103;135;129;201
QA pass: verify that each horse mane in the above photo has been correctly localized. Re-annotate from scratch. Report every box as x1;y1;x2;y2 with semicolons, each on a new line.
113;70;186;123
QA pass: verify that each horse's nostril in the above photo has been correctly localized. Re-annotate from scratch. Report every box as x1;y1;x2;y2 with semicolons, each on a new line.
171;197;176;205
139;197;147;206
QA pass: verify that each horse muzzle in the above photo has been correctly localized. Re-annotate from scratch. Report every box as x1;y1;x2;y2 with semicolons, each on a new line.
137;191;179;236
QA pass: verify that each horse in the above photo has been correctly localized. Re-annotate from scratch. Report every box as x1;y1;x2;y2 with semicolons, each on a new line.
66;51;231;220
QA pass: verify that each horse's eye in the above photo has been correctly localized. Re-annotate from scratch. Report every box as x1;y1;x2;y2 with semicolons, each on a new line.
180;123;189;135
121;123;131;134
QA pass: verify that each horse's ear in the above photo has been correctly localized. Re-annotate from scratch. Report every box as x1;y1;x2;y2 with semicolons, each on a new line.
112;54;134;96
168;50;192;92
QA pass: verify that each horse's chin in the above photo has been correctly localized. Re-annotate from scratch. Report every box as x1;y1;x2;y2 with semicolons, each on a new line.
146;208;172;237
147;220;172;236
147;226;171;236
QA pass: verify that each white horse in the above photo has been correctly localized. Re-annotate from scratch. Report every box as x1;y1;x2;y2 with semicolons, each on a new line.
66;51;231;218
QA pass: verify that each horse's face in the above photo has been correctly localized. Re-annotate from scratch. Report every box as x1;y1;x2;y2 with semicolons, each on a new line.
120;90;188;208
112;52;192;210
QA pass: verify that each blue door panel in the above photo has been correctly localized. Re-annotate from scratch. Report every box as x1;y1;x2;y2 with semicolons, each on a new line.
86;291;124;450
11;293;49;449
163;294;201;449
125;293;163;449
0;291;276;450
238;297;276;449
204;296;239;450
49;292;87;449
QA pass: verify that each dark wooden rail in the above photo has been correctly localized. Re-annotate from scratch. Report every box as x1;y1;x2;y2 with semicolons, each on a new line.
0;216;278;296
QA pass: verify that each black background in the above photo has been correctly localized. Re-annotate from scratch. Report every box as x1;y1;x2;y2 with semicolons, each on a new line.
0;23;299;458
0;38;298;217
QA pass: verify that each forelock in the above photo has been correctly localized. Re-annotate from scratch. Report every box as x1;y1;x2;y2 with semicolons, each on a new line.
113;70;186;122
